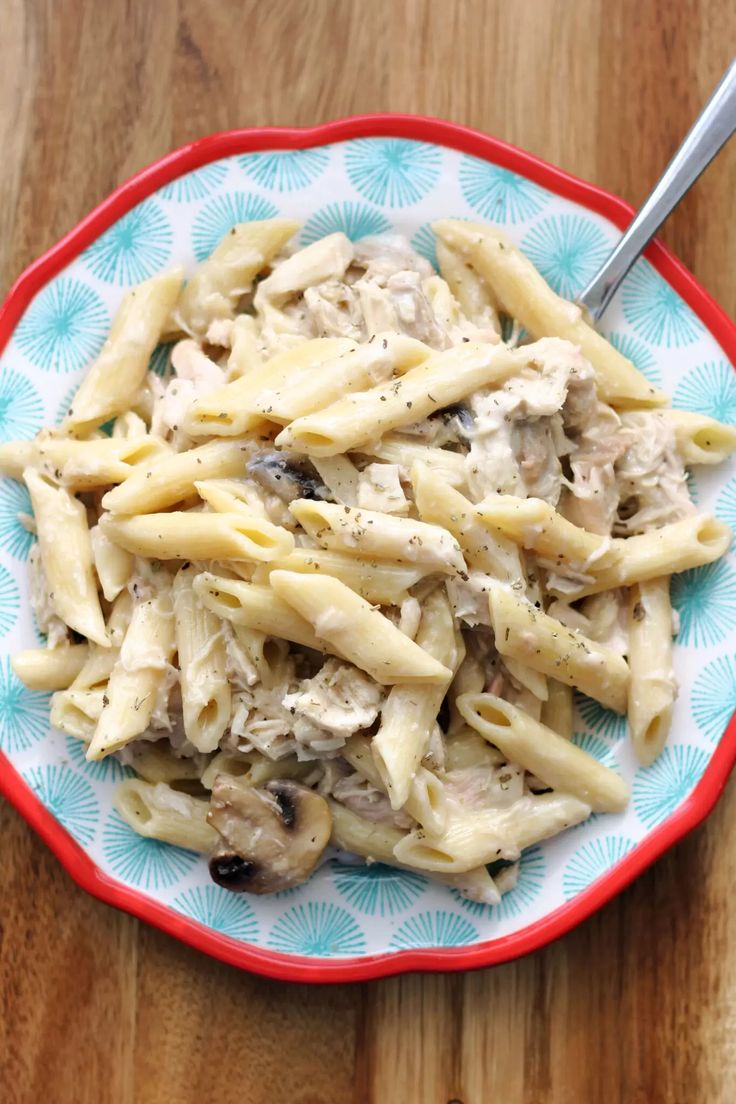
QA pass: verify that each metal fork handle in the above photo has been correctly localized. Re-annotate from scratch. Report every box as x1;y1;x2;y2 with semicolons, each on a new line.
577;59;736;322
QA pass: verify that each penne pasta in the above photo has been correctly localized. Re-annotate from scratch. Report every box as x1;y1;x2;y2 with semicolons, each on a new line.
311;455;362;506
226;314;264;380
90;524;135;603
12;644;89;691
102;438;250;515
276;340;527;456
343;733;447;835
289;498;466;574
194;572;328;652
176;218;299;336
115;778;217;852
24;468;108;647
665;409;736;465
101;510;294;562
393;791;592;873
458;692;628;813
432;219;666;408
476;494;622;573
86;593;176;760
0;439;37;480
436;237;501;332
65;269;183;431
359;437;467;487
50;688;106;741
173;563;231;753
489;584;630;713
541;680;574;739
412;463;523;581
252;546;426;605
251;333;430;423
371;586;457;807
184;338;355;437
327;799;500;903
546;514;732;599
269;570;453;685
33;435;169;491
627;578;677;765
7;216;735;902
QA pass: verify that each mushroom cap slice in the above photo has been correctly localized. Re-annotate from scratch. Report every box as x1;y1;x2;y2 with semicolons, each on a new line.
207;775;333;894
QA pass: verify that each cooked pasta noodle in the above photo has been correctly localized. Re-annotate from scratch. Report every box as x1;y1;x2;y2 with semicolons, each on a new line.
6;216;732;901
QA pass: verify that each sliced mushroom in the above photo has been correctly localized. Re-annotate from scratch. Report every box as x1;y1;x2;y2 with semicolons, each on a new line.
207;775;332;894
247;450;331;503
439;403;474;436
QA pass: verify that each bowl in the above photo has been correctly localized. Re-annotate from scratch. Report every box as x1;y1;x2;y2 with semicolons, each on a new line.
1;115;735;982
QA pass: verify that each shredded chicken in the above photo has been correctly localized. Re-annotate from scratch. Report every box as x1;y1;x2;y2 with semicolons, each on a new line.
282;658;384;759
353;235;434;281
614;411;694;534
464;337;588;504
229;659;300;760
444;763;526;809
562;403;628;535
357;462;409;514
547;590;629;655
303;281;364;341
332;770;413;829
151;339;227;446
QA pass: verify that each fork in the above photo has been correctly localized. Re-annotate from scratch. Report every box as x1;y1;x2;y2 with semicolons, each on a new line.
577;59;736;322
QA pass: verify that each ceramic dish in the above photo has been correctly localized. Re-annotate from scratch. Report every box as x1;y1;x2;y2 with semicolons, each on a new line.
1;116;735;983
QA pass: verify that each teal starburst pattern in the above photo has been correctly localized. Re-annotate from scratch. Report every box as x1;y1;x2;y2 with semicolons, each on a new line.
389;909;479;950
521;215;611;300
15;280;109;374
239;148;329;192
148;342;171;377
410;223;439;271
300;201;392;246
632;744;708;829
56;383;78;423
267;901;366;957
691;654;736;744
452;846;545;921
575;694;627;741
459;158;546;223
0;478;33;559
23;765;99;845
671;559;736;647
686;468;699;507
63;733;132;783
0;368;44;441
82;199;173;284
562;835;636;899
192;192;280;262
173;885;259;941
160;161;228;202
0;564;19;637
605;331;661;386
345;139;441;207
622;261;703;347
102;810;198;890
715;476;736;532
571;731;618;768
332;862;426;917
0;657;49;754
673;360;736;423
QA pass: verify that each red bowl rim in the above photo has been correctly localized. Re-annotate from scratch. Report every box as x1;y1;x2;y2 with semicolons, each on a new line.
1;113;735;984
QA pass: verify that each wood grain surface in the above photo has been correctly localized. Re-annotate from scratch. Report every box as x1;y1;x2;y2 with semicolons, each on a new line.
1;2;735;1101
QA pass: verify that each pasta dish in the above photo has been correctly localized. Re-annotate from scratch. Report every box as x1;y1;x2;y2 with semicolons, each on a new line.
3;216;734;907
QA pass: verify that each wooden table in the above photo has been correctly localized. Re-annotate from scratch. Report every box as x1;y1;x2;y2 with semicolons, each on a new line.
2;2;735;1101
